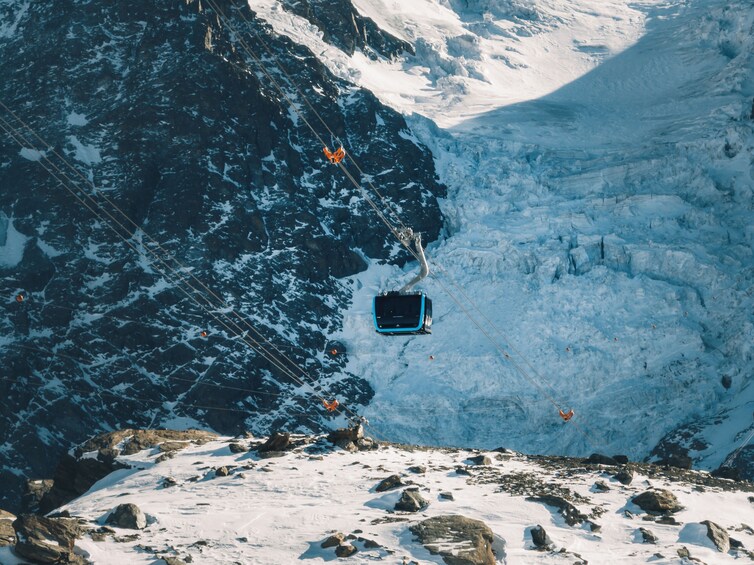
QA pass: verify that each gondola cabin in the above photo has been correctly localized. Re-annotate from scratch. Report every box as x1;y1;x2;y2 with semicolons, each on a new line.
372;291;432;335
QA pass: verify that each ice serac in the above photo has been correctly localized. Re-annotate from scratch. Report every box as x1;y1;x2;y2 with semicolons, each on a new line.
0;0;444;513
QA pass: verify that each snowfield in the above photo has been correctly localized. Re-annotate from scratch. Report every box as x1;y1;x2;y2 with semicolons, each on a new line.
3;434;753;564
253;0;754;467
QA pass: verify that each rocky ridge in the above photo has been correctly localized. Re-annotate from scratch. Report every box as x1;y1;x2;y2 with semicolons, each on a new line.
1;428;753;564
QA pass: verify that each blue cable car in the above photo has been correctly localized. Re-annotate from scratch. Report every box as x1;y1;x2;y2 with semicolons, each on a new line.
372;229;433;336
373;291;432;334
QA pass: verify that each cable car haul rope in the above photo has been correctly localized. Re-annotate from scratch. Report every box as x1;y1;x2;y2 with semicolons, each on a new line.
0;0;590;449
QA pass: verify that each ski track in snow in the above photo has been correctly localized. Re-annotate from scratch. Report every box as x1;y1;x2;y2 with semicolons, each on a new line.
254;0;754;466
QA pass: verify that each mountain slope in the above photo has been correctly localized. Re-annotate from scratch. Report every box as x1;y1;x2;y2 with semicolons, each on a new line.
256;0;754;468
0;0;444;513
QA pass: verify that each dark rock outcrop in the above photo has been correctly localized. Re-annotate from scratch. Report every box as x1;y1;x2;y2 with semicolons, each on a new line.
467;455;492;466
12;514;84;564
281;0;414;59
0;0;444;513
395;489;429;512
587;453;619;466
106;503;147;530
638;527;658;544
410;515;498;565
258;432;291;453
613;468;635;486
375;474;405;492
529;525;554;550
631;489;683;515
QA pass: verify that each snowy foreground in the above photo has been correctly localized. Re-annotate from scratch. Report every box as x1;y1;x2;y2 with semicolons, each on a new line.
4;432;754;564
253;0;754;465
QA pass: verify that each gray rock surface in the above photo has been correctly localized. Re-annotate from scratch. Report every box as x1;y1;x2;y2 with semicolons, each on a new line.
410;515;498;565
106;503;147;530
12;514;85;564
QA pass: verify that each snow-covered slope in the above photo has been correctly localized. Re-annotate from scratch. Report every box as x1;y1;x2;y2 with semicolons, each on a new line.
3;431;753;564
255;0;754;468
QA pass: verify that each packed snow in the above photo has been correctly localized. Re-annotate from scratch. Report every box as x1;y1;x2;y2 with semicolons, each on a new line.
254;0;754;465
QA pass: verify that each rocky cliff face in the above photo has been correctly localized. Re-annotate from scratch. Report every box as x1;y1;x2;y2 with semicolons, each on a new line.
0;0;444;512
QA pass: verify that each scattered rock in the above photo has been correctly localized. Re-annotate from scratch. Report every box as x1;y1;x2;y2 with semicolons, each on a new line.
113;534;140;543
410;515;498;565
215;466;230;477
13;514;84;564
161;477;178;488
631;489;683;515
701;520;730;552
335;543;357;557
360;537;381;549
327;424;364;445
529;525;554;550
656;515;681;526
467;455;491;466
259;450;289;459
408;465;426;474
677;546;690;559
395;490;429;513
160;557;187;565
439;491;455;501
587;453;619;466
376;474;405;492
321;532;345;548
613;468;634;485
526;495;587;526
258;432;290;453
593;480;610;493
658;454;693;470
613;455;629;464
228;443;247;454
0;509;15;547
455;466;472;476
638;527;658;544
106;503;147;530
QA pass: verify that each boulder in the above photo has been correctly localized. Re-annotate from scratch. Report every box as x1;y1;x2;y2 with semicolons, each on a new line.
410;515;498;565
439;491;455;501
0;509;16;547
395;490;429;513
593;480;610;493
13;514;85;564
408;465;427;474
321;532;345;548
335;543;357;557
467;455;491;466
258;432;290;453
638;527;658;544
228;443;247;454
613;468;634;486
375;474;405;492
701;520;730;552
215;466;230;477
658;454;693;470
529;525;554;550
613;455;630;464
327;424;364;444
106;503;147;530
631;490;683;515
587;453;619;466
